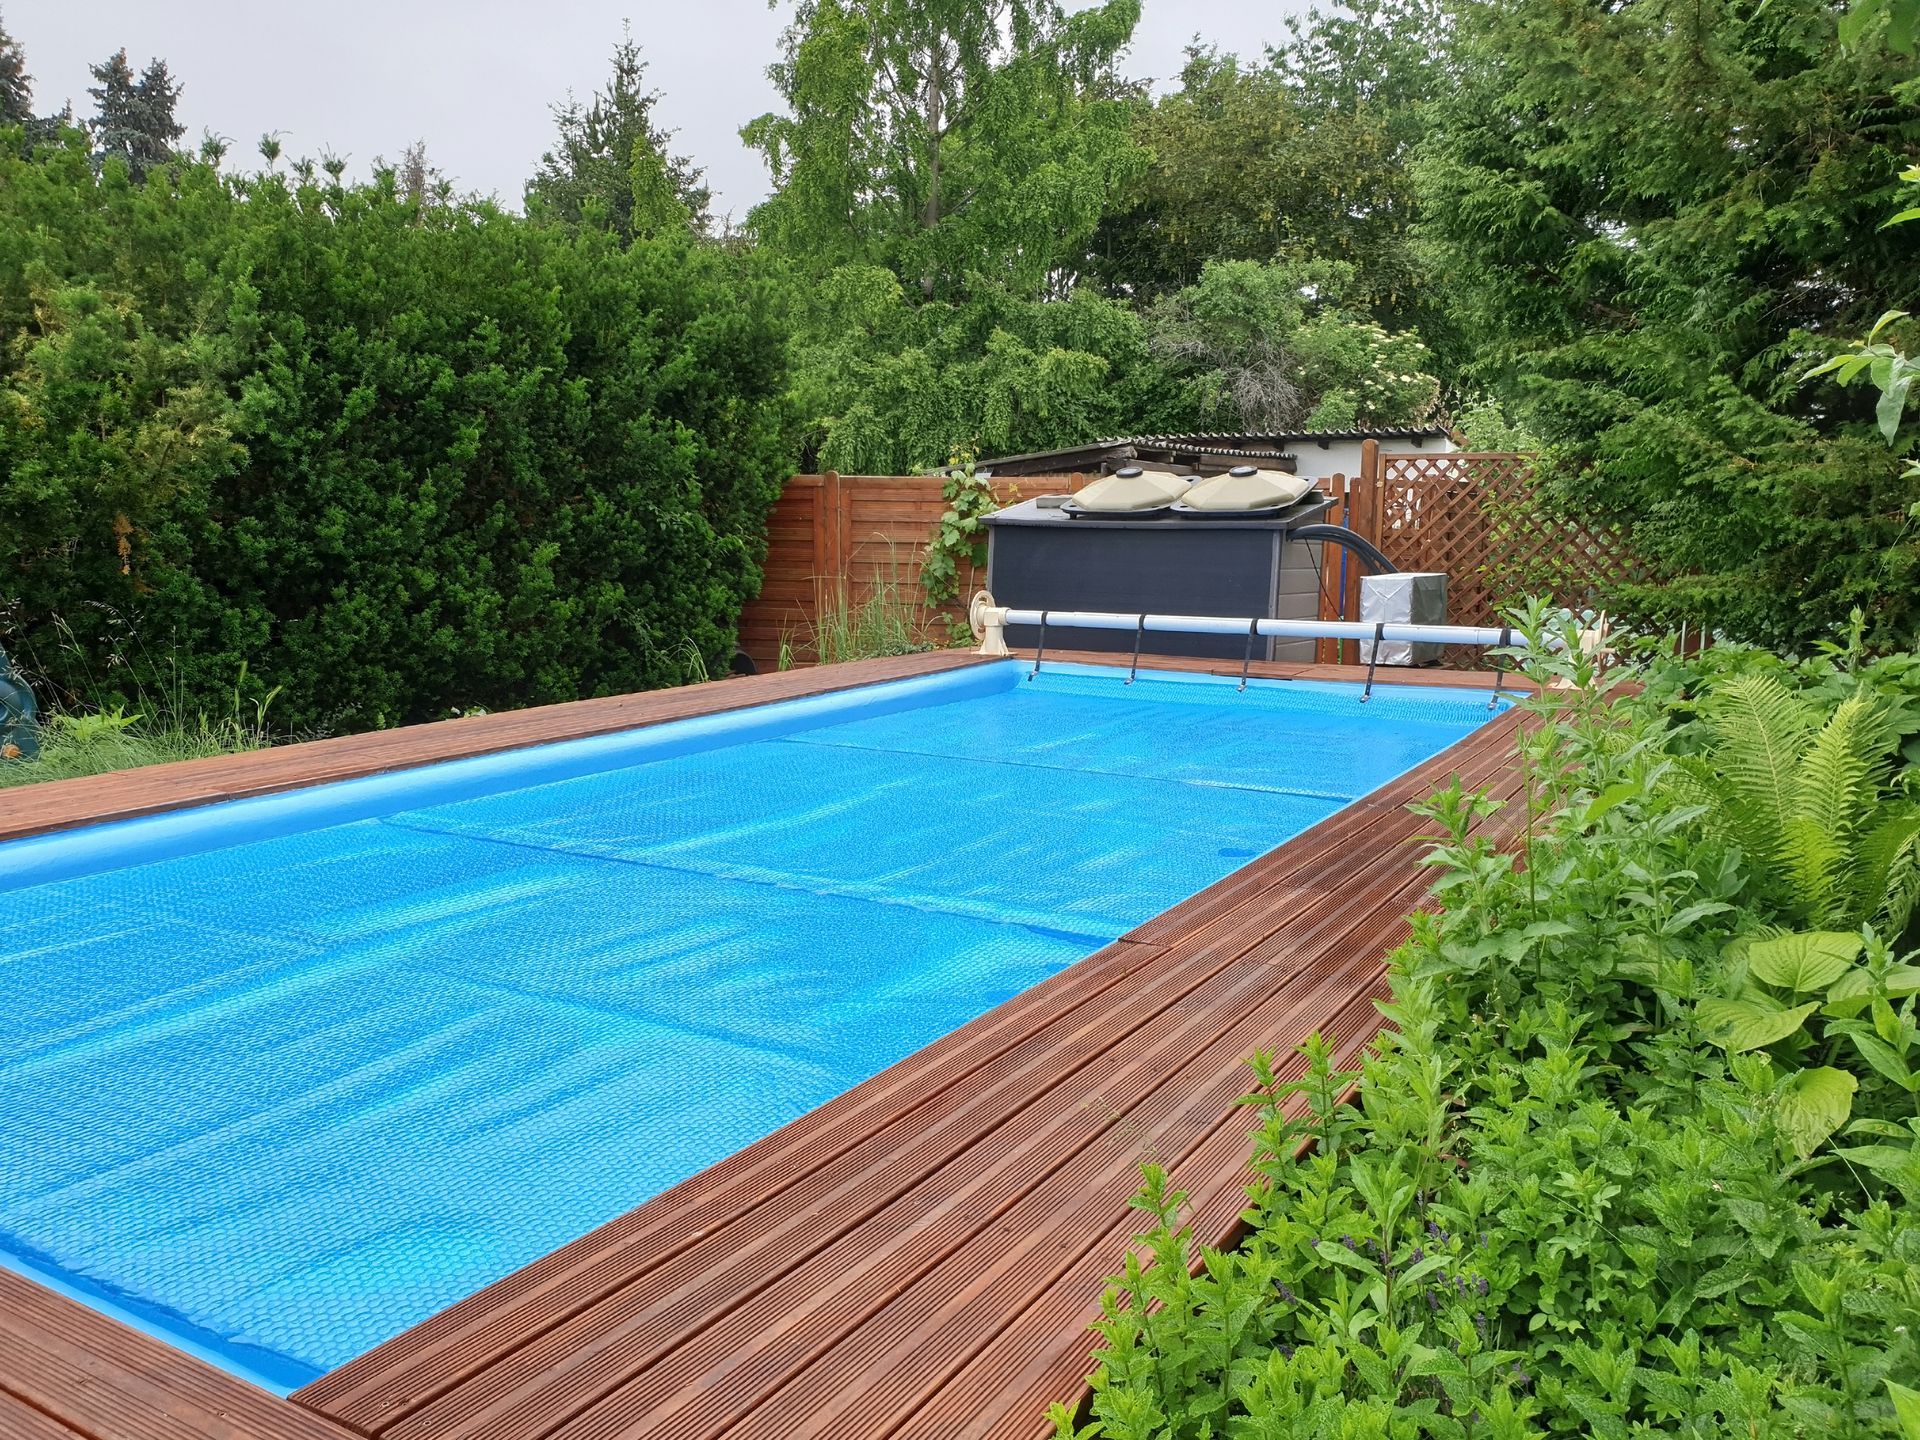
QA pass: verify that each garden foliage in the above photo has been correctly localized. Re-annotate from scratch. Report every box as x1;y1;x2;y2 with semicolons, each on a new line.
525;26;711;241
782;257;1444;476
6;0;1919;723
743;0;1144;303
747;0;1447;475
1415;0;1920;650
1087;2;1445;343
1060;611;1920;1439
0;130;790;731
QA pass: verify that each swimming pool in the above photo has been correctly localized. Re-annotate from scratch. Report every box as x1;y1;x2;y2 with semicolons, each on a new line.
0;661;1498;1391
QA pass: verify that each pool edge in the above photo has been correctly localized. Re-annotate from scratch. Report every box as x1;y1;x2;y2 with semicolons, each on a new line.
0;650;999;845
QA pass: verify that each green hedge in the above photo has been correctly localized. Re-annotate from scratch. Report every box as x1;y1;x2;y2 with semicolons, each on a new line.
0;132;792;731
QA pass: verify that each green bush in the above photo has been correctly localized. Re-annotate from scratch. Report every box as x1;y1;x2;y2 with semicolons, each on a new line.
1414;0;1920;651
1061;612;1920;1440
0;130;792;731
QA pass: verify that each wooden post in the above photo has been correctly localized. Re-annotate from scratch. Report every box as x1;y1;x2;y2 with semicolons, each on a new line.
811;471;847;635
1335;442;1385;664
1315;476;1346;665
1353;439;1383;549
833;472;854;611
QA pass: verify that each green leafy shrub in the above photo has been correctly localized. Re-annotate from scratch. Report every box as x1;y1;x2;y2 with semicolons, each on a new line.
1061;609;1920;1440
0;130;793;731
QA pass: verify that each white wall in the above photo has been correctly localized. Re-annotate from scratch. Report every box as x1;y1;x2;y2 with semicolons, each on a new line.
1288;435;1456;485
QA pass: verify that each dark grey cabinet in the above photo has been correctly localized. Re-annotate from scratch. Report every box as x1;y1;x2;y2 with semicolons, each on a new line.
982;495;1336;662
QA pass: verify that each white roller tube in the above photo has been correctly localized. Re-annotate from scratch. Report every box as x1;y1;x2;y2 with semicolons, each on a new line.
977;606;1525;652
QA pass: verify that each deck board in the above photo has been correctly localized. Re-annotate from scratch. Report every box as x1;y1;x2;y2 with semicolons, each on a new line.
0;651;1530;1440
0;1399;86;1440
0;1272;359;1440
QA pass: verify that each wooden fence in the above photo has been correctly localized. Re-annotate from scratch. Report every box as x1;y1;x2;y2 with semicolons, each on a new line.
737;471;1088;668
736;448;1640;670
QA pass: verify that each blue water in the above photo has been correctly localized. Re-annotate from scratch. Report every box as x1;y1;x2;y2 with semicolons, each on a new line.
0;662;1495;1389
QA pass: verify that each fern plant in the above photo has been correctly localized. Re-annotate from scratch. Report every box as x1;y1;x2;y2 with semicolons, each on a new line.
1684;673;1920;935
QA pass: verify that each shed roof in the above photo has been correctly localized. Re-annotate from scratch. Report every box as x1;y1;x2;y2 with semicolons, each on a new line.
977;428;1455;477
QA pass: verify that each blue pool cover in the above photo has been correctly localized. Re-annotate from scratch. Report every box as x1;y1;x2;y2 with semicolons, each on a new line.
0;662;1495;1389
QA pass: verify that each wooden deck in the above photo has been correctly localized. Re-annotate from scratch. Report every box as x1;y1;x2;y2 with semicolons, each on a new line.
0;1269;361;1440
0;650;1528;1440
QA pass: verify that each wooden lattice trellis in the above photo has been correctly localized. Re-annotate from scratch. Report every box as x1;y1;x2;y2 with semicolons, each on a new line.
1377;452;1642;617
1316;449;1645;665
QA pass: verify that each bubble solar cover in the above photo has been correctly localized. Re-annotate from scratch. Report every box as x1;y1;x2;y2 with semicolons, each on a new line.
0;662;1495;1390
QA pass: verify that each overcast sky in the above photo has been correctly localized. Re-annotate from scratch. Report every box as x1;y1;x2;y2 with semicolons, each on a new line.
9;0;1308;222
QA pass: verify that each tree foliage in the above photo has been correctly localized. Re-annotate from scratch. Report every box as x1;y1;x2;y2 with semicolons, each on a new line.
780;254;1444;472
0;133;791;730
744;0;1145;300
1144;259;1440;433
1088;1;1444;338
525;26;710;240
747;0;1458;473
87;48;185;180
1416;0;1920;650
9;0;1918;733
0;9;29;127
787;265;1175;473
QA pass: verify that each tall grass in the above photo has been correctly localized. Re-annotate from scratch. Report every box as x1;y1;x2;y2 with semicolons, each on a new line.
0;668;279;790
793;570;934;666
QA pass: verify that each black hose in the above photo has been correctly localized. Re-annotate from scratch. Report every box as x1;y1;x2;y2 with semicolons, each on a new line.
1291;524;1398;576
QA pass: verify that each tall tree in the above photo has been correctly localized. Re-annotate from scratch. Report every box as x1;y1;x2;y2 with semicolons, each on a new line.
377;138;447;208
1275;0;1446;121
0;8;31;126
1086;1;1447;342
743;0;1146;300
87;49;184;179
526;27;709;240
1417;0;1920;649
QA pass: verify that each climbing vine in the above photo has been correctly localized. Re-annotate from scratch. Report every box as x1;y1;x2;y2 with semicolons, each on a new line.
921;450;1006;641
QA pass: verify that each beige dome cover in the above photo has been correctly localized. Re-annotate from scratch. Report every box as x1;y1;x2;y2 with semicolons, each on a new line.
1179;466;1315;512
1071;467;1190;513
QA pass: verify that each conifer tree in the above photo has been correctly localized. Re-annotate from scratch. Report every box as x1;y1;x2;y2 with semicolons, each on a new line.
87;49;184;179
1417;0;1920;648
526;26;708;240
0;8;31;126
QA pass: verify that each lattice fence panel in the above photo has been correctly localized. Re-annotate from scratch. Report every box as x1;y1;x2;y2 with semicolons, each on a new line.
1374;453;1643;663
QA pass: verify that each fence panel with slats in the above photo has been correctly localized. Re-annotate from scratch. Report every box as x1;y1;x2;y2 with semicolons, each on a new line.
737;473;1085;670
737;457;1641;671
